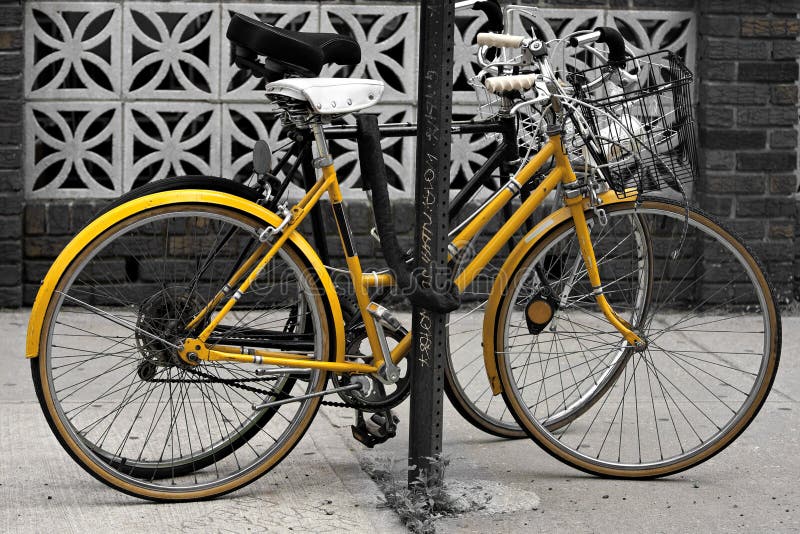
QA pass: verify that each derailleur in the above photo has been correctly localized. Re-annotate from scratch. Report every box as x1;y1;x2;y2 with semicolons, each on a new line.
351;409;399;448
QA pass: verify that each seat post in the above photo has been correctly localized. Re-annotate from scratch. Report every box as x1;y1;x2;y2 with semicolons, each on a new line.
310;119;333;167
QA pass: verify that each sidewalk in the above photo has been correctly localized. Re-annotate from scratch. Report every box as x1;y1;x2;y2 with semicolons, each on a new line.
2;309;798;533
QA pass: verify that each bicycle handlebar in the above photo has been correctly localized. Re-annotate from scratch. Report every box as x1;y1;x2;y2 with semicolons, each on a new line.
569;27;627;67
457;0;504;33
475;0;504;33
484;73;537;94
476;32;527;48
568;30;602;48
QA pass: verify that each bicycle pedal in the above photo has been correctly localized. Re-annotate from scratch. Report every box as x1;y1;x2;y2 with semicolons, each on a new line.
350;410;399;448
366;302;402;331
366;412;399;438
351;423;382;448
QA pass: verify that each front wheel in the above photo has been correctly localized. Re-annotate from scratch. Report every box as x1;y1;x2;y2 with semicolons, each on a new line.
493;198;780;478
31;199;334;501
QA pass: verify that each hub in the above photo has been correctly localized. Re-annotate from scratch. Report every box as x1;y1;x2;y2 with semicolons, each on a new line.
135;285;204;370
177;338;207;366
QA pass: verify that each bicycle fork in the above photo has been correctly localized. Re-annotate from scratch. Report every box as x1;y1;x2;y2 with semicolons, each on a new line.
557;145;646;351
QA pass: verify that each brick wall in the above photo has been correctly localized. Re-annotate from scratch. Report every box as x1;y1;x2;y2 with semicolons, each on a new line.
0;2;23;307
696;0;799;302
22;199;105;304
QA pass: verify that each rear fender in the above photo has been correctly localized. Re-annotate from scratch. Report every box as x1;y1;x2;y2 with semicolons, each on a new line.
25;189;345;364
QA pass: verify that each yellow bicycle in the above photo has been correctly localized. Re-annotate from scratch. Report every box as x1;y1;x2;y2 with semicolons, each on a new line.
26;18;780;501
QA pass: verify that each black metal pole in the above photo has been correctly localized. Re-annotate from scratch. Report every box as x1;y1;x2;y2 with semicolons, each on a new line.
409;0;455;487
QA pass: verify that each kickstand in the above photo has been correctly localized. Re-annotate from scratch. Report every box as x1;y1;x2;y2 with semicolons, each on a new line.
350;408;399;448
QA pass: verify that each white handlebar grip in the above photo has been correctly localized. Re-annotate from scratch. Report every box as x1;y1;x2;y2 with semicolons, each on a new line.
484;74;537;94
476;32;526;48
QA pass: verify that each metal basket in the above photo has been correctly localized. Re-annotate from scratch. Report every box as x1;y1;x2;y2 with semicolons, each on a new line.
567;50;698;198
469;72;502;121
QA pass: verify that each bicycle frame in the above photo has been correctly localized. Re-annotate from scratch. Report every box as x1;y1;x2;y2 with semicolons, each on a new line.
268;117;519;268
177;127;645;378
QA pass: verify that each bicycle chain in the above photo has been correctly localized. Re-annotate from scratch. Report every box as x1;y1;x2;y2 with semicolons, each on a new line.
155;366;354;408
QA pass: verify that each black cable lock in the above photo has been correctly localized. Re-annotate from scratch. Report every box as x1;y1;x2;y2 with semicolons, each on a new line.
355;113;461;313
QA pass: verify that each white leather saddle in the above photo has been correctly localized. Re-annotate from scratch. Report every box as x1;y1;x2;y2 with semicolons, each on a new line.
265;78;384;115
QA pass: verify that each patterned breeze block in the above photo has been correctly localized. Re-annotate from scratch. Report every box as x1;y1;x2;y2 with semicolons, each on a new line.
23;2;697;200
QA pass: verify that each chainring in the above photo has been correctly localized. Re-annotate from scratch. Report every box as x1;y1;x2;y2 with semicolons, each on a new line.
331;291;410;411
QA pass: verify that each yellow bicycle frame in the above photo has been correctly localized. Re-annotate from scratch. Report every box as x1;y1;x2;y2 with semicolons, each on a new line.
171;132;643;380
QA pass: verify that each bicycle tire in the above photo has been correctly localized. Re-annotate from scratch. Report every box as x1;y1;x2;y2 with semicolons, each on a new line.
444;250;527;439
31;198;335;501
493;197;780;478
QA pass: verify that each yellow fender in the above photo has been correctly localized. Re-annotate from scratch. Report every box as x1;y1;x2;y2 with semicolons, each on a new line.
25;189;345;363
481;190;634;395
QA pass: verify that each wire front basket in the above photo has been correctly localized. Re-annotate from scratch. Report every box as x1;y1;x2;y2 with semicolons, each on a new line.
568;50;698;198
470;73;502;122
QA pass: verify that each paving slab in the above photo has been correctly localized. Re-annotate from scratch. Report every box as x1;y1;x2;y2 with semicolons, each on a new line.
3;310;798;533
329;313;800;533
0;311;404;534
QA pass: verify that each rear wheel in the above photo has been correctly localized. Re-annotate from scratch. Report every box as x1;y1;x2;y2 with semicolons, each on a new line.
32;200;333;501
444;252;527;438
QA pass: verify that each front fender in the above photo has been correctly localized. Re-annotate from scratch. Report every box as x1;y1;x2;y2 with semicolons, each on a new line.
481;190;635;395
25;189;345;364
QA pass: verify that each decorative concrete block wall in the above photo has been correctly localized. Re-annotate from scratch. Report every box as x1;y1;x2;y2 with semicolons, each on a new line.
20;1;696;200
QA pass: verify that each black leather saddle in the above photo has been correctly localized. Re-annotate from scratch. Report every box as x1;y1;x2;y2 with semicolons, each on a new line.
227;13;361;79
